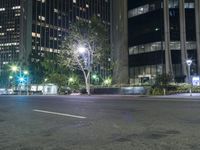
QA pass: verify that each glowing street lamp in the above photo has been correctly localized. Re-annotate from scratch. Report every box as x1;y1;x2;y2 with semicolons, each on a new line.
19;77;25;83
92;74;99;85
23;70;29;75
11;65;18;72
10;65;30;95
9;76;13;80
68;77;74;83
92;74;97;80
104;79;110;84
78;46;86;54
104;78;112;86
186;59;192;66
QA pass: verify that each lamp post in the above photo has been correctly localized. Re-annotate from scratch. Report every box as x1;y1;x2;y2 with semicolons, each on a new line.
186;59;192;96
8;75;13;89
23;70;29;95
10;65;18;91
92;74;99;85
78;46;92;95
11;65;18;72
9;75;13;80
10;65;29;95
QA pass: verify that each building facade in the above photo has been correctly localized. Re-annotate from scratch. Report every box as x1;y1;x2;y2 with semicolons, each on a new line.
0;0;31;86
128;0;200;85
0;0;110;87
31;0;110;83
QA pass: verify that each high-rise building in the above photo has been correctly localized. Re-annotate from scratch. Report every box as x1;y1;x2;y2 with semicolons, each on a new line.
0;0;110;87
128;0;200;85
0;0;31;86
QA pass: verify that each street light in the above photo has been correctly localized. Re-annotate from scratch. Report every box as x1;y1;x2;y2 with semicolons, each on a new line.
92;74;97;80
92;74;99;85
103;78;112;86
186;59;192;96
10;65;19;90
78;46;86;54
11;65;18;72
10;65;29;95
9;76;13;80
23;70;29;75
68;77;74;83
19;77;25;82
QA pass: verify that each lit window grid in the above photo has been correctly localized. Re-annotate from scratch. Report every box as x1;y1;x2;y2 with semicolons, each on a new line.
0;0;21;69
32;0;110;56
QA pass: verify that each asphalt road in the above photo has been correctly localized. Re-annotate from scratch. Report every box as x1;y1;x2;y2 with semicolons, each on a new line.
1;95;200;150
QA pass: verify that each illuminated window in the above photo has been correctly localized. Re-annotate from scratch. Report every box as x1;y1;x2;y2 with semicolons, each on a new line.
15;13;20;16
32;32;41;38
128;4;154;18
185;3;194;9
3;62;8;65
38;16;45;21
12;6;21;10
37;0;45;3
0;42;19;46
0;8;5;11
54;8;58;13
6;28;15;31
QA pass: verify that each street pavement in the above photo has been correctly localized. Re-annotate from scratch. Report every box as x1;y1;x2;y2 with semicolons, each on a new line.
1;95;200;150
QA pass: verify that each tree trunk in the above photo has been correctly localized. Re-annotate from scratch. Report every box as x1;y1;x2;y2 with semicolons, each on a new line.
85;77;90;95
84;72;91;95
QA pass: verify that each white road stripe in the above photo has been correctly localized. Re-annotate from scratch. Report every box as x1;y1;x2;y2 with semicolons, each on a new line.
33;109;86;119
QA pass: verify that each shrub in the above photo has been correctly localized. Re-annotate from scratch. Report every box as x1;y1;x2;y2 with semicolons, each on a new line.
150;87;164;95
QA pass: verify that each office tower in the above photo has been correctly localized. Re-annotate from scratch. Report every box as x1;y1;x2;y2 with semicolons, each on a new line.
128;0;200;85
0;0;110;86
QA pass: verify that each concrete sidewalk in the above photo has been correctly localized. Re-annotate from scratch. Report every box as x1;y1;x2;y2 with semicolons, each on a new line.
154;93;200;99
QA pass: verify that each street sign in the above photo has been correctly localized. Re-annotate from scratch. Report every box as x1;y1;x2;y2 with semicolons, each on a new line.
192;76;200;86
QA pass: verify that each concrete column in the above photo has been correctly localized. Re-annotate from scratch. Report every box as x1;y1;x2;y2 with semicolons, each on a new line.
111;0;129;84
163;0;173;77
195;0;200;74
179;0;187;80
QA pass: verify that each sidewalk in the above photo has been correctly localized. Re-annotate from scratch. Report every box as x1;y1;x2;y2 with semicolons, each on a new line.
153;93;200;99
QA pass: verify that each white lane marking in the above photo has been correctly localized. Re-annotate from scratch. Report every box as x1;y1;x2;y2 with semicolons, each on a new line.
33;109;86;119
